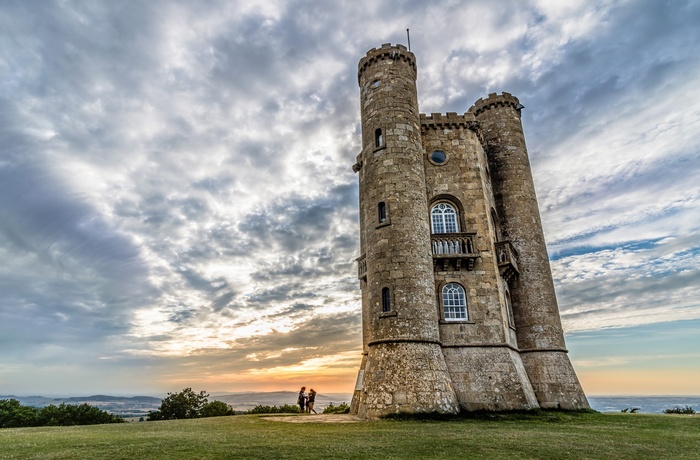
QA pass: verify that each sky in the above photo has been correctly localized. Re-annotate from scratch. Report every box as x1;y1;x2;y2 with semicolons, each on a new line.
1;0;699;398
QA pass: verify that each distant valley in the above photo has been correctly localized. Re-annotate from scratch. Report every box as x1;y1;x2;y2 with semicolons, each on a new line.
0;392;353;418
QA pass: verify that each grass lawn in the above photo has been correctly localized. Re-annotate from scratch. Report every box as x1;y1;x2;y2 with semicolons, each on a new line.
0;411;698;459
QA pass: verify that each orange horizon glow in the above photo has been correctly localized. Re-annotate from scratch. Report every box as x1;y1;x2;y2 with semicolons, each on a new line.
155;367;700;397
578;368;700;396
158;351;362;395
146;349;700;397
160;373;357;395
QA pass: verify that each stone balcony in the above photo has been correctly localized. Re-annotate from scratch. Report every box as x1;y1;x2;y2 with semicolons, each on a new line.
495;240;519;283
432;232;479;271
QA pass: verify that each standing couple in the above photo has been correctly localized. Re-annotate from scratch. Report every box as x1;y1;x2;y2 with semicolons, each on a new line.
297;386;317;414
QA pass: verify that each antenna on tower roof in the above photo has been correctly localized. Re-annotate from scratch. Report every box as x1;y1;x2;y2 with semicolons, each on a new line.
407;28;411;51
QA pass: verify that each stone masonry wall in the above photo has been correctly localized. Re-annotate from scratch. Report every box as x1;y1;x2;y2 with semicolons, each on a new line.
420;113;537;411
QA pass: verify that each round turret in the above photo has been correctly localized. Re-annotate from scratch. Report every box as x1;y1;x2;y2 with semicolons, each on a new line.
472;93;589;409
351;44;459;418
472;92;564;350
357;43;437;343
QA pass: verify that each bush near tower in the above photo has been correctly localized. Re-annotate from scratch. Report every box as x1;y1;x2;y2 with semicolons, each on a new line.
147;388;234;420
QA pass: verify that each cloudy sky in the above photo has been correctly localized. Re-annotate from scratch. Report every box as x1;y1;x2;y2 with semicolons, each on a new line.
1;0;698;398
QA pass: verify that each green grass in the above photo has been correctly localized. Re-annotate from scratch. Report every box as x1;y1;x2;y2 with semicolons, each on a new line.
0;412;698;459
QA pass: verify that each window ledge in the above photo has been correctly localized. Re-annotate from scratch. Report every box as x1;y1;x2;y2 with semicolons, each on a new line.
373;145;386;153
379;311;397;318
439;320;474;325
375;219;391;229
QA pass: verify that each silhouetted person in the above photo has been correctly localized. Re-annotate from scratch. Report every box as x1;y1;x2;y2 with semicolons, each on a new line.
307;389;317;414
297;386;306;413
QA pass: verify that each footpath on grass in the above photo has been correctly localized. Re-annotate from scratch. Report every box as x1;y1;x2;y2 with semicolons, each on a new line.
261;414;362;423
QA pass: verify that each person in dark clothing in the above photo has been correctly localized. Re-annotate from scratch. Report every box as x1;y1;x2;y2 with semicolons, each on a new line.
297;386;306;413
307;388;317;414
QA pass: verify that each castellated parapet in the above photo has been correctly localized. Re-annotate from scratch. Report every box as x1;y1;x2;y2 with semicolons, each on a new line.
350;44;588;418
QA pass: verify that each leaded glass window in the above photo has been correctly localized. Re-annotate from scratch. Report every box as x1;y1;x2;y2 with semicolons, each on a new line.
443;283;467;321
431;203;458;234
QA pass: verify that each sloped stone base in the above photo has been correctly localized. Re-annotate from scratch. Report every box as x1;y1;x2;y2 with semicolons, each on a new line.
351;341;460;419
443;346;539;411
521;350;590;410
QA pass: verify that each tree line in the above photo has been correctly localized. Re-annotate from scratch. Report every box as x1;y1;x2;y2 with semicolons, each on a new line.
0;399;124;428
3;388;348;428
147;388;350;418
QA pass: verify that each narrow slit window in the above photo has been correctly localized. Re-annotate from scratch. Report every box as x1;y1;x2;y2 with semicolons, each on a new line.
375;128;383;148
378;202;387;223
491;208;502;241
505;290;515;328
381;287;391;312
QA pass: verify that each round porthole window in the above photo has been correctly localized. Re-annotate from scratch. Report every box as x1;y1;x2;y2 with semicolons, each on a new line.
371;80;380;88
430;150;447;164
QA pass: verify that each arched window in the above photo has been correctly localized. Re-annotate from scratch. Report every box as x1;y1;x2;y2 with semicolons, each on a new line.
375;128;383;148
381;287;391;312
442;283;467;321
378;202;387;223
431;203;458;234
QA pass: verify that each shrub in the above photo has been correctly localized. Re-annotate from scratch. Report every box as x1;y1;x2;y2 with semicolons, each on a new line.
620;408;640;413
148;388;209;421
0;399;40;428
246;404;300;414
323;402;350;414
201;400;235;417
663;405;696;415
38;403;123;426
148;388;236;421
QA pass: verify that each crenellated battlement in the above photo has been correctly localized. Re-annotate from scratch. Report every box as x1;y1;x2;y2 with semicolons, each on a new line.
470;92;522;116
420;112;478;130
358;43;416;84
420;112;486;151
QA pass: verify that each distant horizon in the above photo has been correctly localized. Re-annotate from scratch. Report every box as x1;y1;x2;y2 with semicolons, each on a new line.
0;390;354;399
3;391;699;399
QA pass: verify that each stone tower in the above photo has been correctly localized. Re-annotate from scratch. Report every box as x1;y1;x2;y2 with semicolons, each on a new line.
472;94;589;409
350;43;460;419
350;44;588;418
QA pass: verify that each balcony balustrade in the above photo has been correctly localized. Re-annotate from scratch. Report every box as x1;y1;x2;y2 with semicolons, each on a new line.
431;232;479;271
357;233;485;276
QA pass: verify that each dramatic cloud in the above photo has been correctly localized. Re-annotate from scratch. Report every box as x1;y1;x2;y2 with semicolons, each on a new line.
1;0;698;395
